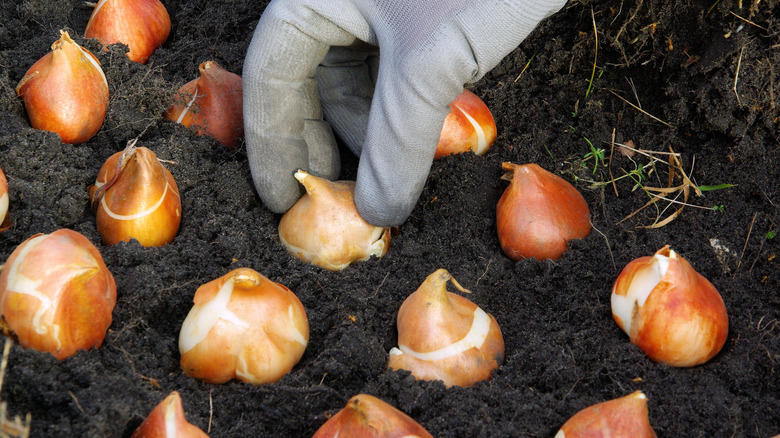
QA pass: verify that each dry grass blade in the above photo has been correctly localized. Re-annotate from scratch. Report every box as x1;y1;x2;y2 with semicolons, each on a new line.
728;11;768;30
645;206;684;228
769;56;776;109
513;54;535;83
608;128;619;196
736;212;758;272
606;89;672;127
616;145;716;228
0;340;31;438
618;194;662;224
734;46;745;107
586;8;598;98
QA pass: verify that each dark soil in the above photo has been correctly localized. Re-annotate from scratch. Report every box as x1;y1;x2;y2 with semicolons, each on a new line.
0;0;778;436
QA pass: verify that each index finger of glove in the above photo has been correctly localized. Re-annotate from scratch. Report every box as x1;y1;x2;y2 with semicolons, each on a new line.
243;1;358;213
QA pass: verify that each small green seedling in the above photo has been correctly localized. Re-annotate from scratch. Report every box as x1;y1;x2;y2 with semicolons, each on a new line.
699;184;736;192
544;145;555;161
582;137;606;174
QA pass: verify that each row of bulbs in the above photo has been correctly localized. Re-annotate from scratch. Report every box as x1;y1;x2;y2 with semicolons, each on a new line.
5;0;728;435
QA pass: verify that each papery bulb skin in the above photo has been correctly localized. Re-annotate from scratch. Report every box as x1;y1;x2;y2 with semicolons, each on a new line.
164;61;244;149
89;145;181;247
84;0;170;64
0;229;117;360
388;269;504;387
130;392;209;438
496;162;591;261
278;170;391;271
435;89;497;159
313;394;433;438
0;166;9;231
179;268;309;385
611;245;729;367
555;391;657;438
15;31;108;144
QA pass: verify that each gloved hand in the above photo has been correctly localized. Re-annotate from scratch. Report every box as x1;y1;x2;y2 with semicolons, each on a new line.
243;0;567;226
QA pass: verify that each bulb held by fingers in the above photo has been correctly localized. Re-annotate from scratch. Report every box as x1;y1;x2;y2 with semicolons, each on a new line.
278;170;391;271
435;89;497;159
388;269;504;387
611;245;729;367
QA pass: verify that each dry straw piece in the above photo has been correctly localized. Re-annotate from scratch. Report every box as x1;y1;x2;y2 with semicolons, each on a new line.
0;340;31;438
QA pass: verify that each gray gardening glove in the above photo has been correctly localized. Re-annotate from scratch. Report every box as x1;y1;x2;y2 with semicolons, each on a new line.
244;0;567;226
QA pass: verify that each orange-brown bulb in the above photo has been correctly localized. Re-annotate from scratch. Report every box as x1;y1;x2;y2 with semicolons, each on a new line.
164;61;244;149
0;229;116;360
84;0;170;64
388;269;504;387
179;268;309;385
611;245;729;367
496;162;591;260
130;392;208;438
313;394;432;438
15;31;108;144
556;391;657;438
0;166;9;231
89;143;181;247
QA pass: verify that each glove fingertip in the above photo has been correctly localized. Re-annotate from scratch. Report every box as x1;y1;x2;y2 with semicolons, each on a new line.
259;179;305;214
354;181;414;228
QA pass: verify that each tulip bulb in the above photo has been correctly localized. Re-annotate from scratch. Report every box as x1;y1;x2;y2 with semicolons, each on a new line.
130;391;208;438
15;31;108;144
164;61;244;149
435;89;497;159
179;268;309;385
313;394;433;438
278;170;391;271
89;141;181;247
0;229;116;360
84;0;170;64
556;391;656;438
611;245;728;367
0;166;9;232
496;162;591;260
388;269;504;387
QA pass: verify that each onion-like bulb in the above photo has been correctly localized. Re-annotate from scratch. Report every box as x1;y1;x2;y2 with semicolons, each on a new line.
179;268;309;385
15;31;108;144
435;89;497;159
555;391;657;438
313;394;433;438
0;229;116;360
130;391;208;438
496;162;591;260
84;0;170;64
278;170;391;271
611;245;729;367
0;166;9;232
89;140;181;247
388;269;504;387
164;61;244;149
